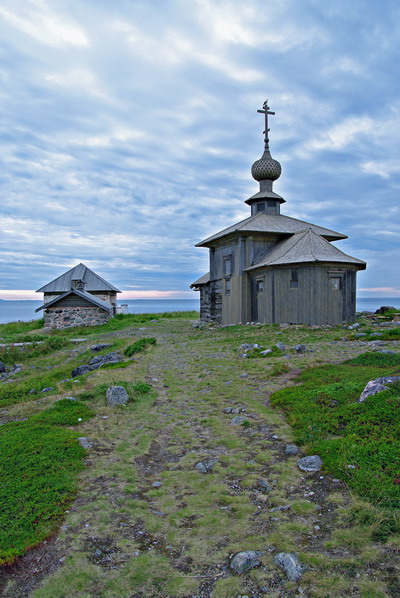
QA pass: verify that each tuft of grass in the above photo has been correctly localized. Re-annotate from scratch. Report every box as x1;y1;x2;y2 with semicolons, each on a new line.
124;337;157;357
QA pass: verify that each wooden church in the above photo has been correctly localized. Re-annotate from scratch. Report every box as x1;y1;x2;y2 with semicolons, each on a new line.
36;263;120;329
191;101;366;326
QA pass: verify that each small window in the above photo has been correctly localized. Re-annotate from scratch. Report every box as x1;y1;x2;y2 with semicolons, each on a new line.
225;278;231;295
330;277;341;290
223;256;232;276
290;269;298;288
267;201;278;215
256;202;265;213
256;278;264;293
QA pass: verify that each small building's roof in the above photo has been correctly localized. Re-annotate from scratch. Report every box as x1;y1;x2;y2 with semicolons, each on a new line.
245;228;366;271
35;288;113;312
190;272;210;288
196;212;347;247
36;263;121;293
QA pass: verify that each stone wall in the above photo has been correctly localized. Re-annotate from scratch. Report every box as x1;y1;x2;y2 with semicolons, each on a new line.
44;306;111;329
199;281;222;324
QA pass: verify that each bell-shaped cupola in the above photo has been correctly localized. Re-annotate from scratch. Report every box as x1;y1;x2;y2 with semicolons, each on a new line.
245;100;285;215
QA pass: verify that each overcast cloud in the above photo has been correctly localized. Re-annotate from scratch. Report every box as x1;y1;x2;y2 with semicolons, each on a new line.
0;0;399;299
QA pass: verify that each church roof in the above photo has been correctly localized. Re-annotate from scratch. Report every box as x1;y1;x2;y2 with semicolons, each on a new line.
196;212;347;247
245;228;366;271
36;263;121;293
190;272;210;288
35;288;113;312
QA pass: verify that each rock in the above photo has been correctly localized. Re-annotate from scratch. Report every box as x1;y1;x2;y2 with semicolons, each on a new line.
260;349;272;356
354;332;366;337
257;479;272;493
106;385;129;406
275;342;286;351
195;459;218;473
152;481;162;487
294;344;306;353
375;306;396;314
371;332;383;337
239;373;249;378
358;380;389;402
230;550;263;574
367;340;385;346
78;437;92;449
90;343;113;352
89;351;122;367
274;552;305;581
58;396;77;401
378;350;395;354
285;444;299;455
41;387;54;393
376;375;400;384
223;407;241;414
297;455;322;471
71;364;94;378
231;416;247;425
0;361;6;373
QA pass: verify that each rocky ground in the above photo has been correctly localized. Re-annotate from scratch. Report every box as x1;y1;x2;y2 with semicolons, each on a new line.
0;316;399;598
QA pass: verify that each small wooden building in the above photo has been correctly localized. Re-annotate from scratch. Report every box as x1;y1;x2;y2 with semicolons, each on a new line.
191;101;366;326
36;263;121;329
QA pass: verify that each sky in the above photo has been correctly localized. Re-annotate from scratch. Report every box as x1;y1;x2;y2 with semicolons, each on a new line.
0;0;399;300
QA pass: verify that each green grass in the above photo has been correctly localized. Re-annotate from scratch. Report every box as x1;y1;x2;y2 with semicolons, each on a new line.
0;318;44;341
271;352;400;510
0;400;93;565
124;337;157;357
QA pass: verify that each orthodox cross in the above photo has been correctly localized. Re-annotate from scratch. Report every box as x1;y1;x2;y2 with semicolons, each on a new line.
257;100;275;150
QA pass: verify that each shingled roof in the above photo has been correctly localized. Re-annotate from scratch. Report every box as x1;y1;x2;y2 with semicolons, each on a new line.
196;212;347;247
190;272;210;288
36;263;121;293
245;228;366;271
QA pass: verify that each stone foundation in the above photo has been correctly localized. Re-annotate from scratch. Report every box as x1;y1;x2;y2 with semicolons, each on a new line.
44;306;111;329
198;281;222;324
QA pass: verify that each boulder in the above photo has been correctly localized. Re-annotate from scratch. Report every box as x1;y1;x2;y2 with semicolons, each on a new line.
294;344;306;353
274;552;305;581
358;380;389;402
0;361;6;373
275;342;286;351
375;306;396;314
231;416;247;425
90;343;113;352
285;444;299;455
230;550;263;574
106;385;129;406
72;364;94;378
297;455;322;472
78;437;92;449
89;351;122;367
195;459;218;473
257;479;272;493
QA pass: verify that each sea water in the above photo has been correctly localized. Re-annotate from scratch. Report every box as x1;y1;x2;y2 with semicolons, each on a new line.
0;297;399;325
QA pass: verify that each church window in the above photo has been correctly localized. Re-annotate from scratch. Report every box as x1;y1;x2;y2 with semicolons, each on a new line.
330;277;341;290
256;278;264;293
290;269;298;288
256;202;265;213
225;278;231;295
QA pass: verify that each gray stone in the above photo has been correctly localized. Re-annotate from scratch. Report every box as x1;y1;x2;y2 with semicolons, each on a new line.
285;444;299;455
257;479;272;493
195;459;218;473
89;351;122;367
297;455;322;471
239;373;249;378
294;344;306;353
71;364;94;378
274;552;305;581
260;349;272;355
78;437;92;449
275;342;286;351
0;361;6;373
376;375;400;384
106;385;129;406
152;481;162;487
358;380;389;403
230;550;263;574
354;332;367;337
57;396;77;401
231;416;247;425
90;343;113;352
41;387;54;393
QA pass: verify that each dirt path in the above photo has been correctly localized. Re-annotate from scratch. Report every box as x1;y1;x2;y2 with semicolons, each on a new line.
1;320;398;597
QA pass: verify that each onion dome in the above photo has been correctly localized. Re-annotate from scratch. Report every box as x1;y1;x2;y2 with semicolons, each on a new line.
251;150;281;182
